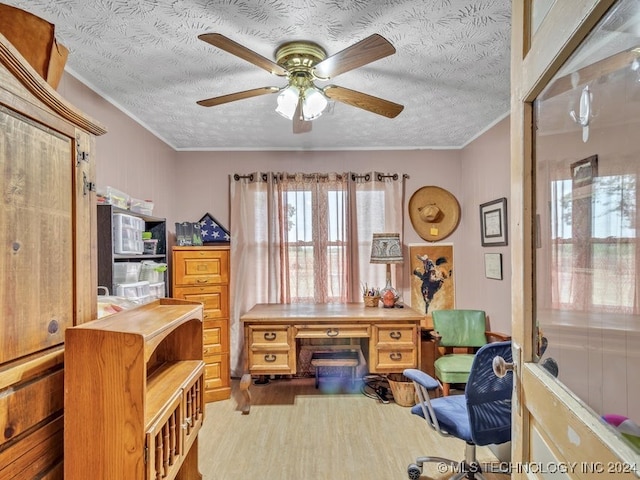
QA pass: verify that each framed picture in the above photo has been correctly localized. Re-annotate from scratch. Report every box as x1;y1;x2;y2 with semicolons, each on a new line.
198;213;230;243
479;197;508;246
484;253;503;280
571;154;598;187
409;243;455;319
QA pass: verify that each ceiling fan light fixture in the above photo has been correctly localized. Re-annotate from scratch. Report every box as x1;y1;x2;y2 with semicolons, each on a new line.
302;87;328;121
275;85;300;120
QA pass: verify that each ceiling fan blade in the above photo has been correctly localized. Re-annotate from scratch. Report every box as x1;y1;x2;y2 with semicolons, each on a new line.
312;34;396;80
323;85;404;118
198;33;288;76
197;86;279;107
292;101;312;134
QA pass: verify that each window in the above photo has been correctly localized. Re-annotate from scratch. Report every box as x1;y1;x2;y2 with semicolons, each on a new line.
283;187;348;302
550;174;637;311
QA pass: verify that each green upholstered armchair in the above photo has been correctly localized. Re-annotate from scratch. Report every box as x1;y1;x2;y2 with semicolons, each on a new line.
431;309;510;396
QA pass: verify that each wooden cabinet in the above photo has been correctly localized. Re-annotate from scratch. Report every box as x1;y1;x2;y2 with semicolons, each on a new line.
64;299;204;480
0;34;105;479
172;246;231;402
97;204;168;297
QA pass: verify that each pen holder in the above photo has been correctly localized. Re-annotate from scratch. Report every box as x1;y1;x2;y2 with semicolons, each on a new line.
363;295;380;307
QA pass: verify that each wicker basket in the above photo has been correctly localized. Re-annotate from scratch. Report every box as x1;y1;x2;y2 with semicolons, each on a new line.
387;373;417;407
363;295;380;307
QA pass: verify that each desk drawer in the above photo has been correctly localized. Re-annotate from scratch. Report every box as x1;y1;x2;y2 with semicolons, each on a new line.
248;350;294;373
248;326;291;348
372;346;418;372
373;325;417;347
295;324;370;339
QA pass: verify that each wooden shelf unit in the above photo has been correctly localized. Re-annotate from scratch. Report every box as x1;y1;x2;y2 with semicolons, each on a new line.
172;245;231;402
64;299;205;480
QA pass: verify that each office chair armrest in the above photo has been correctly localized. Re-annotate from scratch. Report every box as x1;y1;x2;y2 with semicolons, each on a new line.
485;331;511;342
403;369;440;391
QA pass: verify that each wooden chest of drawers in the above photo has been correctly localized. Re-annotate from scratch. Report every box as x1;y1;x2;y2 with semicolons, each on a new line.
172;246;231;402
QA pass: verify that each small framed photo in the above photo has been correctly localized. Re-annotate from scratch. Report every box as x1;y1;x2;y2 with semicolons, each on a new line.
479;197;508;246
484;253;503;280
571;154;598;187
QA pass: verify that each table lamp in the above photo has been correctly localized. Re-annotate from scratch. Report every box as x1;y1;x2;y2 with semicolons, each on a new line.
370;233;403;307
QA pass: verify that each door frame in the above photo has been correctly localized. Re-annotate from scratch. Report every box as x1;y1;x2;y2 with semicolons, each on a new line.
510;0;638;477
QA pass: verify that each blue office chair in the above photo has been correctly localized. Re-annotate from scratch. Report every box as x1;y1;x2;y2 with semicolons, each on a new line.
404;341;513;480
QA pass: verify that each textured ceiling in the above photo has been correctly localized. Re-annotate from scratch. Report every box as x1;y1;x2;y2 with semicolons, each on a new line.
4;0;512;151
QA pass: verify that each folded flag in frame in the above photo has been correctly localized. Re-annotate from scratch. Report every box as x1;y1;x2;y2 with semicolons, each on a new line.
199;213;230;243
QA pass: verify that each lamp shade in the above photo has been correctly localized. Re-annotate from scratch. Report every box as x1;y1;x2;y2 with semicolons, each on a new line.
370;233;403;264
275;85;300;120
302;87;328;120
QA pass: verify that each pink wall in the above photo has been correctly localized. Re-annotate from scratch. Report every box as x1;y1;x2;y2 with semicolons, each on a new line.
57;73;178;219
459;118;512;334
61;72;511;332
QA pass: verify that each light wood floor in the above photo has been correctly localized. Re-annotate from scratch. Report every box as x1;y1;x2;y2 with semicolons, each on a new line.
198;377;508;480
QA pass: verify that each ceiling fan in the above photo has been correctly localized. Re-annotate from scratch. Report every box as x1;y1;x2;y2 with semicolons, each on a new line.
196;33;404;134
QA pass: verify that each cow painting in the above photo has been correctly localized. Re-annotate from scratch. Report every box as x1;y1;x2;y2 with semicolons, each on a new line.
413;254;451;314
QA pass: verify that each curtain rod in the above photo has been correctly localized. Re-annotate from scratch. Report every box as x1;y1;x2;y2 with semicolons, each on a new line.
233;173;409;182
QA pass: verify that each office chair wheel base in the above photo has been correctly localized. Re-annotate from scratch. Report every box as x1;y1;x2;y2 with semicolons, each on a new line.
407;463;422;480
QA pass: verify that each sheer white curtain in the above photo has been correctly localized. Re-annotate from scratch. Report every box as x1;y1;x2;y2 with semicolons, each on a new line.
352;172;406;300
228;173;281;377
229;171;405;377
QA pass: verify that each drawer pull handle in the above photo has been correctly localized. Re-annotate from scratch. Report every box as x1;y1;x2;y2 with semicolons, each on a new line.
326;328;339;337
196;279;209;284
264;354;277;362
390;352;403;361
264;332;277;341
390;331;402;340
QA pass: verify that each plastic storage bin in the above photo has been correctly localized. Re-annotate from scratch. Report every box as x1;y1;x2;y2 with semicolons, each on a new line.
129;198;154;215
112;262;141;284
114;280;151;304
149;282;165;299
113;213;144;254
139;261;167;283
143;239;158;255
97;186;129;209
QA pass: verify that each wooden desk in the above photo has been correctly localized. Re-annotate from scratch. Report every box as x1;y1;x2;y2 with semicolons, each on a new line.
239;303;423;413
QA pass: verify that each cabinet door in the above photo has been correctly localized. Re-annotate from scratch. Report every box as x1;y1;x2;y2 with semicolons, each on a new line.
0;108;73;362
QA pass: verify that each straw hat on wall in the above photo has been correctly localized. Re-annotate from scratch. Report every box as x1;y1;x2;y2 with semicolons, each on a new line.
408;186;461;241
